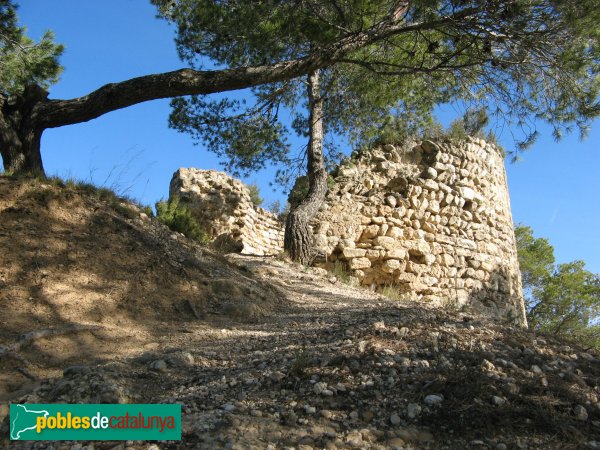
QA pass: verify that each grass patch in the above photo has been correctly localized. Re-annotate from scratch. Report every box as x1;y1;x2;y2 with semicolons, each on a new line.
378;284;402;300
378;283;413;301
328;260;355;285
289;345;311;377
20;175;153;220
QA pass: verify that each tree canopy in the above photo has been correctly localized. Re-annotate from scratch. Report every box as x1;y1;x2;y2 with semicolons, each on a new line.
516;225;600;349
0;1;599;177
0;0;63;95
154;0;600;175
150;0;600;262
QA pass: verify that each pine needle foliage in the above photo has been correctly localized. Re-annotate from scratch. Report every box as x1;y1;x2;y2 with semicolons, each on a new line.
155;196;209;244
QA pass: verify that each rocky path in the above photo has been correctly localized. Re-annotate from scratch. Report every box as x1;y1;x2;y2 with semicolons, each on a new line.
3;254;600;449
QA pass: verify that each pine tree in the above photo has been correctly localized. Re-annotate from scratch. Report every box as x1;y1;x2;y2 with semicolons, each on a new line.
1;2;600;261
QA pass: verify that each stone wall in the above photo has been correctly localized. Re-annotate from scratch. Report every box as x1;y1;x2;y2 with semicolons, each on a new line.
313;137;526;326
169;137;526;326
169;168;284;256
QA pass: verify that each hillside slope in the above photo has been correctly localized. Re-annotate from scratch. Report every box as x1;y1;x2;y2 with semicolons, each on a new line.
0;178;283;397
1;177;599;449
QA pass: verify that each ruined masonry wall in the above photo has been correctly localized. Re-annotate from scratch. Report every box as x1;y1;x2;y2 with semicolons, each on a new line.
313;137;526;326
169;168;284;256
169;137;526;326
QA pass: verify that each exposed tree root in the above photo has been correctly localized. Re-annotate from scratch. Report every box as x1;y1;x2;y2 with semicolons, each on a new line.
185;299;203;320
16;367;38;381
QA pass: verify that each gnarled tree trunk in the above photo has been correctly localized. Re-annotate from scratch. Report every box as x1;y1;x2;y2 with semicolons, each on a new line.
284;69;328;264
0;85;47;176
0;127;44;176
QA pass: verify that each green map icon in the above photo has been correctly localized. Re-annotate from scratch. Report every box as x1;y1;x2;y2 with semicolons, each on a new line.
10;404;49;440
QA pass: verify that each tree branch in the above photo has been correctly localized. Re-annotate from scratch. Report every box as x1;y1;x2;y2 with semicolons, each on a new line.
35;6;479;130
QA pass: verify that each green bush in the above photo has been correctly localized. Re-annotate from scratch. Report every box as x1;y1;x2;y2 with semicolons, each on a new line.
516;224;600;349
155;196;209;244
248;183;263;207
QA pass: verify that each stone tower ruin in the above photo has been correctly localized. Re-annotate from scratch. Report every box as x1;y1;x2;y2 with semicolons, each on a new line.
312;137;527;326
169;137;527;327
170;168;284;255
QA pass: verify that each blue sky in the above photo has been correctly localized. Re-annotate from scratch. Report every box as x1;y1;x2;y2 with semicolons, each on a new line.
15;0;600;273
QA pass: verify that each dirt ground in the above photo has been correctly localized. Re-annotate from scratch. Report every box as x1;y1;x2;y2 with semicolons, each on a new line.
1;178;600;449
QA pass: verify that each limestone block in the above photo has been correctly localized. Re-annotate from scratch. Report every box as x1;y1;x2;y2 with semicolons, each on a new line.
386;226;404;239
360;215;372;225
392;206;407;219
422;222;436;233
406;240;430;256
467;259;481;269
421;140;440;154
422;179;439;191
381;259;402;273
459;186;475;201
428;200;440;214
481;261;494;272
337;238;356;250
366;249;382;260
406;261;427;274
378;205;392;216
387;217;403;226
339;166;358;177
423;254;436;266
373;236;397;250
349;257;371;270
417;198;429;215
342;248;367;258
395;272;416;283
361;225;380;240
385;248;408;260
440;254;455;266
457;238;477;250
423;167;438;179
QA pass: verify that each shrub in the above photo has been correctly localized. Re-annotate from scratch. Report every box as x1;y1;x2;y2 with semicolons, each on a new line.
516;224;600;349
248;183;263;207
155;196;209;244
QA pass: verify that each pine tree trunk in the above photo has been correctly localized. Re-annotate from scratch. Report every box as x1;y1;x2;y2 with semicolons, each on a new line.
0;86;47;177
0;128;45;177
284;69;327;264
